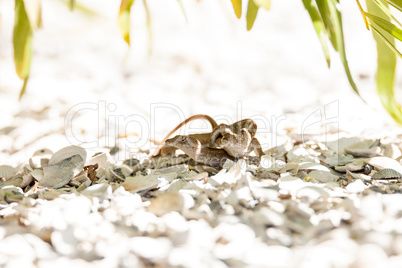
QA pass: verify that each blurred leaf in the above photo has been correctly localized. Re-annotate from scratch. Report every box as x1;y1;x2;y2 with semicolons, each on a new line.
373;0;402;27
23;0;42;29
365;12;402;41
19;77;29;101
254;0;270;9
367;0;402;124
246;0;259;30
57;0;97;14
230;0;242;18
177;0;188;22
119;0;135;46
316;0;337;50
371;25;402;57
302;0;330;67
69;0;75;11
386;0;402;12
13;0;33;81
326;0;360;97
143;0;152;55
358;0;402;55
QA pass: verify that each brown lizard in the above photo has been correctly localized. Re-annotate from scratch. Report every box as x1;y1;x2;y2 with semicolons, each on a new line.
165;135;234;168
152;115;264;160
152;114;218;157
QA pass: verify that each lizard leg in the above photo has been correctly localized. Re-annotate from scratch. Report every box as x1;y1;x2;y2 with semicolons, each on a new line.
249;138;264;157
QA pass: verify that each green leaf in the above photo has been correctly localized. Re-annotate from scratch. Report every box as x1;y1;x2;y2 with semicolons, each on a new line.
13;0;33;81
326;0;360;97
365;12;402;41
56;0;97;14
230;0;242;19
316;0;337;50
386;0;402;12
254;0;270;9
302;0;330;67
69;0;75;11
19;77;29;101
371;25;402;57
246;0;259;31
373;0;402;27
143;0;152;55
176;0;188;22
119;0;135;46
367;0;402;124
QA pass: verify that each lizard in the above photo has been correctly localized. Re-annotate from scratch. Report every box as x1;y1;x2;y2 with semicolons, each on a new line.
165;135;234;168
152;115;264;161
151;114;218;157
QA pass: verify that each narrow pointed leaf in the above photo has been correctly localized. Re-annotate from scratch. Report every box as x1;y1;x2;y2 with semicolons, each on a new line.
365;12;402;41
367;0;402;124
19;77;29;101
119;0;135;46
316;0;337;50
54;0;97;14
61;0;97;15
246;0;259;31
254;0;270;9
13;0;33;81
69;0;75;11
230;0;242;18
177;0;188;22
302;0;330;67
327;0;360;96
371;25;402;58
386;0;402;12
373;0;402;27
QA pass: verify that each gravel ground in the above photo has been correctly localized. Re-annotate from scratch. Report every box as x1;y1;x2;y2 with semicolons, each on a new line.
1;0;402;267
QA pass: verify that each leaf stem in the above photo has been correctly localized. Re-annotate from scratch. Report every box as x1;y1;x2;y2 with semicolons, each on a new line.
356;0;370;30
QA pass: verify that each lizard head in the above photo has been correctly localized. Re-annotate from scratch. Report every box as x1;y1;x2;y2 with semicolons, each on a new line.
165;135;203;158
165;135;189;147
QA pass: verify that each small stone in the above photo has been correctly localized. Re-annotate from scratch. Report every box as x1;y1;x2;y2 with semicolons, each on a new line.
122;173;173;192
147;192;185;216
345;179;367;193
308;170;338;183
130;237;171;260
